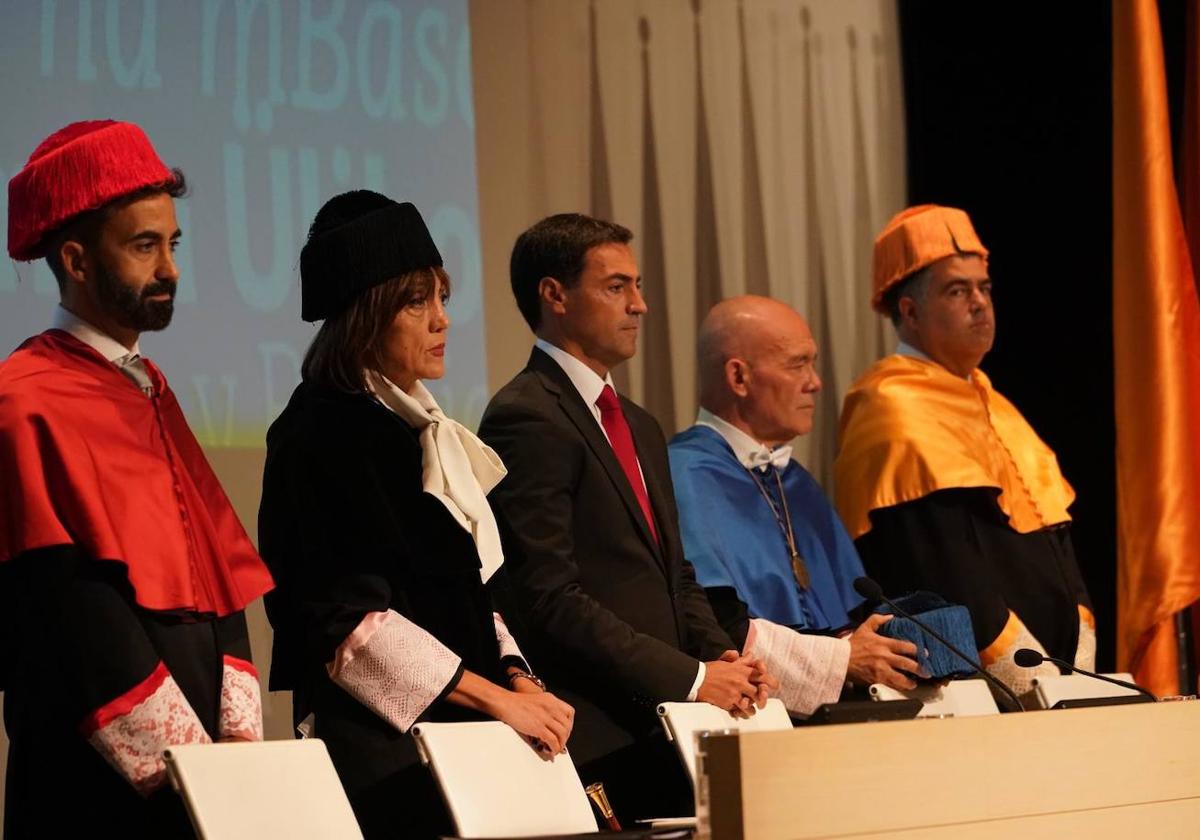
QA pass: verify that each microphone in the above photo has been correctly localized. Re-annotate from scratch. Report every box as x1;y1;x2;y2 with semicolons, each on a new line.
852;577;1026;713
1014;648;1157;702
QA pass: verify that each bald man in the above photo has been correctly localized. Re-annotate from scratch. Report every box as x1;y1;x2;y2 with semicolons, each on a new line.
668;296;920;713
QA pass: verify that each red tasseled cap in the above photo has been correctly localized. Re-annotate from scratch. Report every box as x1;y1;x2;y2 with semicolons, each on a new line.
7;120;175;261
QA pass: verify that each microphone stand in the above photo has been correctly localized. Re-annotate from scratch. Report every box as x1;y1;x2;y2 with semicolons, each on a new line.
1016;648;1158;702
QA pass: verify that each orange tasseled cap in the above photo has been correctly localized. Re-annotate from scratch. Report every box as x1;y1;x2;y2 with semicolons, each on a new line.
871;205;989;313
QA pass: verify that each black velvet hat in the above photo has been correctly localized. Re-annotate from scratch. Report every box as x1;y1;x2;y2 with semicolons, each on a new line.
300;190;443;322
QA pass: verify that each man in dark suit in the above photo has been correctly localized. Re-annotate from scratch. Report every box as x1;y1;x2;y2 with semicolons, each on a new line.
479;214;774;820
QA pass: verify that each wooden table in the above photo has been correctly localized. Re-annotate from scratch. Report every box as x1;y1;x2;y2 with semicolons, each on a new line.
696;701;1200;839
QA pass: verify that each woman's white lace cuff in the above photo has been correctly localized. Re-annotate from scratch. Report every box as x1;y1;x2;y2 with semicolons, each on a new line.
328;610;462;733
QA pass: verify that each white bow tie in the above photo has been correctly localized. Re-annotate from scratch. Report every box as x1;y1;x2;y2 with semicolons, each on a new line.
747;445;793;471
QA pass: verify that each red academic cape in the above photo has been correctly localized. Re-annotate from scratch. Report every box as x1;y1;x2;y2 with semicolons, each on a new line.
0;329;273;615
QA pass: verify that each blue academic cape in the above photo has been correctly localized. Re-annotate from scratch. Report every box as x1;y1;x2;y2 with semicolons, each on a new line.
668;424;865;630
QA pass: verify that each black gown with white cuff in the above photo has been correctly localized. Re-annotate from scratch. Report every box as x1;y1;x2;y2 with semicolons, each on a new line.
259;380;522;840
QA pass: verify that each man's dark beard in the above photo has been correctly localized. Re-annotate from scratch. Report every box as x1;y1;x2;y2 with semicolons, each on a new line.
94;264;176;332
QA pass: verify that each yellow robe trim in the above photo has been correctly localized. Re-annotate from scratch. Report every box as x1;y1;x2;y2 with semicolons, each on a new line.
834;354;1075;540
979;610;1023;667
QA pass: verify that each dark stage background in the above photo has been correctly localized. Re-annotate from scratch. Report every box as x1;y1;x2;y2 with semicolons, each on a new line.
899;2;1118;669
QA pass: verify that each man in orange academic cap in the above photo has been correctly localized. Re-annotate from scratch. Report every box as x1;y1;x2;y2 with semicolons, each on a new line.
1;121;273;836
833;205;1094;697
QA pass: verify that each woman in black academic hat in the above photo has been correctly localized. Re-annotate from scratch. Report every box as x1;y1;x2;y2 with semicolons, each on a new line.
258;190;573;839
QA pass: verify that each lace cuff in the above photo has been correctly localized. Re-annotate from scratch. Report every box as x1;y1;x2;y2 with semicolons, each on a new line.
981;611;1058;696
493;612;527;666
1075;607;1097;672
328;609;462;733
745;618;848;715
81;661;212;795
220;656;264;741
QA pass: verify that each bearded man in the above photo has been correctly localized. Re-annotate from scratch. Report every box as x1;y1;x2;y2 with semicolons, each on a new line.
0;120;273;836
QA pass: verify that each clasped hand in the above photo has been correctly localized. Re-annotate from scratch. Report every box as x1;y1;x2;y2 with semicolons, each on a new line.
698;650;779;718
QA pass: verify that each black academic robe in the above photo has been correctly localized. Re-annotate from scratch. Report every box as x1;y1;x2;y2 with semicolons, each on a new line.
258;380;514;840
854;487;1092;664
0;332;270;838
0;547;252;838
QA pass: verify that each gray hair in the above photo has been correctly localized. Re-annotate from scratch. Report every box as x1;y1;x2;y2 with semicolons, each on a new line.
884;266;934;327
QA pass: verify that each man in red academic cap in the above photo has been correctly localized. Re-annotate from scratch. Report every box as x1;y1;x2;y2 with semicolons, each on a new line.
0;121;274;836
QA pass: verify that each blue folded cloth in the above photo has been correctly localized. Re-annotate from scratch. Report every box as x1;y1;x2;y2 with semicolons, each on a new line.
874;592;979;680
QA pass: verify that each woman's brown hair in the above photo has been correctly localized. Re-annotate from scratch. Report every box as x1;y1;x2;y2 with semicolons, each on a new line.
301;265;450;393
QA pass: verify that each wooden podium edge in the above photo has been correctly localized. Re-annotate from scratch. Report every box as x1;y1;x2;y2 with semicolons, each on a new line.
700;733;744;840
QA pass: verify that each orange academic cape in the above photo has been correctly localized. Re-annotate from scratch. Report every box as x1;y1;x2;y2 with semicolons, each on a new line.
834;354;1091;667
834;354;1075;541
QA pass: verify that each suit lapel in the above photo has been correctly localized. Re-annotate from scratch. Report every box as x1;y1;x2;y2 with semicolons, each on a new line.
527;349;667;569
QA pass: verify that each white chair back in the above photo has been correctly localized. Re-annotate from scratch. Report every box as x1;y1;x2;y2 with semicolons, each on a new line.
1032;672;1141;709
657;698;792;786
163;739;363;840
869;679;1000;717
412;720;597;838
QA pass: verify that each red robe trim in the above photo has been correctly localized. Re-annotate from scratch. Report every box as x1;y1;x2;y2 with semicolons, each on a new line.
0;330;273;615
79;661;172;738
80;661;212;793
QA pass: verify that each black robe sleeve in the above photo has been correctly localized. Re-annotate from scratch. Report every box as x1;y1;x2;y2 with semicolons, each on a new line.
0;545;244;835
259;389;509;840
854;487;1091;663
3;546;164;724
702;585;752;652
259;420;437;683
259;396;503;727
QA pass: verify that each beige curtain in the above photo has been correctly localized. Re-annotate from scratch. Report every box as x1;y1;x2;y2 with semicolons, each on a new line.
473;0;907;486
0;3;909;814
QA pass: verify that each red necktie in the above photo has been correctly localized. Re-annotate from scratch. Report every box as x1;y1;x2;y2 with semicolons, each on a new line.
596;385;660;546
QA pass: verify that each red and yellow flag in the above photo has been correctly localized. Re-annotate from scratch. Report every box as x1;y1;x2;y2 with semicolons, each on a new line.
1113;0;1200;696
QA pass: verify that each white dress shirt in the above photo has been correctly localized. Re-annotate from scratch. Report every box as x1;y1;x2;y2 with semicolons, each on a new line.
695;408;792;471
533;339;706;701
52;305;138;362
533;338;615;438
894;340;930;364
896;340;973;381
